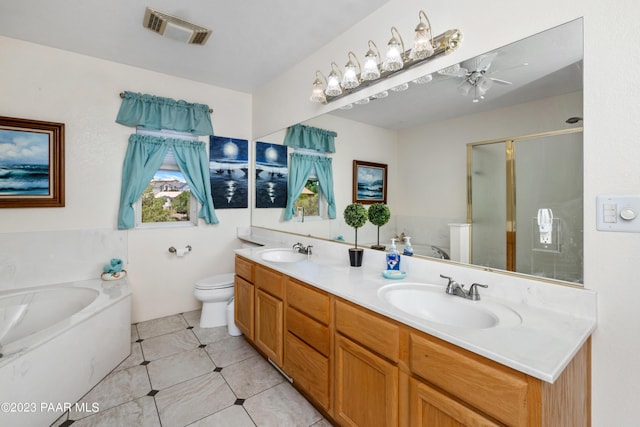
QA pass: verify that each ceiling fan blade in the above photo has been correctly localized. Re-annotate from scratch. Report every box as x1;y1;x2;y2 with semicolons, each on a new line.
490;78;513;85
475;52;498;72
437;65;468;77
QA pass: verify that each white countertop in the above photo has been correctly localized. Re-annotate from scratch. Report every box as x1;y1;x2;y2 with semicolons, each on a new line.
236;229;597;383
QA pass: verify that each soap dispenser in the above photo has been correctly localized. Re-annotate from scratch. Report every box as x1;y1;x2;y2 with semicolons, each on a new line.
386;239;401;271
403;236;414;256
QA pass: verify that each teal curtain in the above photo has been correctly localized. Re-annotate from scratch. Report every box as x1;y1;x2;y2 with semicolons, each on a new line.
117;134;218;229
284;152;336;220
116;91;214;136
283;124;337;153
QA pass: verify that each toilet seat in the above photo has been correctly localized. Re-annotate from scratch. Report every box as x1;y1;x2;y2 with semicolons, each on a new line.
195;273;235;290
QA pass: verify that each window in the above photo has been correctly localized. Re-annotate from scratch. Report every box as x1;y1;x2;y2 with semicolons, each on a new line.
135;130;198;228
293;172;323;222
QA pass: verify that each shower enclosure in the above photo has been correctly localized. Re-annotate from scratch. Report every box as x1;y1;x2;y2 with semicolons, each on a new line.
468;128;583;283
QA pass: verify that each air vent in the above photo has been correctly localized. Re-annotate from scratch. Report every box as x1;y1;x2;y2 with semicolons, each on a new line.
143;7;212;46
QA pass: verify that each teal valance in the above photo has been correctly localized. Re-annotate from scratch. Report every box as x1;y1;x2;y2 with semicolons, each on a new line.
283;124;337;153
116;91;214;136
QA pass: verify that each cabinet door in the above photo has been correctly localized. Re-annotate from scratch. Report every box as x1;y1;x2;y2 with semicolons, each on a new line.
409;377;501;427
234;276;254;340
285;331;330;413
335;334;398;427
255;289;283;366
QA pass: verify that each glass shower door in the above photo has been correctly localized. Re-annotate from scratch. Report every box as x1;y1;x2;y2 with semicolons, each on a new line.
514;132;583;282
469;142;507;270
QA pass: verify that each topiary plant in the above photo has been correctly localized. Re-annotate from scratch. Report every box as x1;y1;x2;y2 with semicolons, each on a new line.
368;203;390;249
343;203;368;249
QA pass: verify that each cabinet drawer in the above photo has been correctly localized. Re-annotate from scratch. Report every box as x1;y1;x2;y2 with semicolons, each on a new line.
285;332;330;411
409;377;502;426
235;256;254;282
255;265;284;298
409;332;529;426
335;299;399;362
286;306;330;356
287;279;330;325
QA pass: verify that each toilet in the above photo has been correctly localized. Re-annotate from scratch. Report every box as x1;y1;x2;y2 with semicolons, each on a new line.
193;273;235;328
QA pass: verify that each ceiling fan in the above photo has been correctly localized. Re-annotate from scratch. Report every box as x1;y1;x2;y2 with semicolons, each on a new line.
438;52;520;102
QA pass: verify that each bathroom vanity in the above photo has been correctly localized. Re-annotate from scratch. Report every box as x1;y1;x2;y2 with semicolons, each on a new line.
233;234;594;427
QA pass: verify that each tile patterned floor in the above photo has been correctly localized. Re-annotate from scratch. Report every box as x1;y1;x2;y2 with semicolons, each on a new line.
51;310;332;427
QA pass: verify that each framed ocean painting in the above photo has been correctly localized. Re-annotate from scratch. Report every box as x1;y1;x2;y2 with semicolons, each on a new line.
0;116;65;208
353;160;387;204
255;141;288;208
209;136;249;209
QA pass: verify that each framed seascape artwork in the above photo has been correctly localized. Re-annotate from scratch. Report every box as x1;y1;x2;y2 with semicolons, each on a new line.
353;160;387;204
0;116;65;208
255;141;288;208
209;136;249;209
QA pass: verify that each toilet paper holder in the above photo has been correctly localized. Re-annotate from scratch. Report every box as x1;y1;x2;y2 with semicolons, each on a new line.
169;245;192;255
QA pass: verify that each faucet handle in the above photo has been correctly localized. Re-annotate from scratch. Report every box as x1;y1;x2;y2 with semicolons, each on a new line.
440;274;459;294
440;274;453;283
467;283;488;301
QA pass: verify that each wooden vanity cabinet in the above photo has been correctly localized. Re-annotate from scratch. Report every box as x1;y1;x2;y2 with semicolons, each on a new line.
234;256;255;340
284;278;332;414
254;264;285;367
233;255;590;427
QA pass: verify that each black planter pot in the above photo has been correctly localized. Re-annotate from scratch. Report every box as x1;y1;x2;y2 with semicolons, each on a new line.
348;248;364;267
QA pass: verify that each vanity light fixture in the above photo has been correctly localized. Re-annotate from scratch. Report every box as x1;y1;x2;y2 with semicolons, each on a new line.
382;27;406;72
412;73;433;84
390;82;410;92
309;71;328;103
342;52;362;89
325;62;343;97
361;40;382;81
372;90;389;99
309;8;463;104
409;10;435;60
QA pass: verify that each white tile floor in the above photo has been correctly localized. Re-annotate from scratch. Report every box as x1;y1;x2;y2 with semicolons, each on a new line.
52;310;332;427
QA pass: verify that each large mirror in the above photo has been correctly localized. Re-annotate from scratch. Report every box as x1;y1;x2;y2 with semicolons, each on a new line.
252;19;584;284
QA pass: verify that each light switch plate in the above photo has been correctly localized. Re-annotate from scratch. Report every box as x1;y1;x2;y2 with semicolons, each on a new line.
596;195;640;232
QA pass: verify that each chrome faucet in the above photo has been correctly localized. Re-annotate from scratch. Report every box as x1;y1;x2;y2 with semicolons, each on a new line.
440;274;488;301
293;242;313;255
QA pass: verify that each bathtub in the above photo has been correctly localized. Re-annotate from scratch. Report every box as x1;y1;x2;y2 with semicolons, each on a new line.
0;279;131;426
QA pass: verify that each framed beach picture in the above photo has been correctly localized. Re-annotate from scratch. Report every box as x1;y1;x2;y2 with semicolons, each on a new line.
209;136;249;209
255;141;288;208
353;160;387;204
0;116;65;208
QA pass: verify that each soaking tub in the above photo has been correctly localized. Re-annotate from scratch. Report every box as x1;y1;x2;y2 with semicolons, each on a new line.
0;279;131;426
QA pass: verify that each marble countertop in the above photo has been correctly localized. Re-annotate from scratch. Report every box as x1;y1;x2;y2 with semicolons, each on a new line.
235;230;596;383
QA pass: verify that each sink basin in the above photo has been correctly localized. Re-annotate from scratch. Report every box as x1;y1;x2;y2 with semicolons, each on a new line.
260;248;307;263
378;283;521;329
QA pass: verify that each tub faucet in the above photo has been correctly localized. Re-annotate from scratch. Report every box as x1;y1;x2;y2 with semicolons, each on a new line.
293;242;313;255
440;274;488;301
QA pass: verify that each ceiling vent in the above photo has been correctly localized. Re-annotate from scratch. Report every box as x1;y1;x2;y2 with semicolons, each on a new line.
143;7;212;45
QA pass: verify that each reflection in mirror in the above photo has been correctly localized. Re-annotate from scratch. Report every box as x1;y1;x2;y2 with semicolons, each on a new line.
251;18;583;285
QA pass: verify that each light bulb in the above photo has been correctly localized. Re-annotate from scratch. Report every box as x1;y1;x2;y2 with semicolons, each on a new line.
342;62;360;89
383;41;404;71
362;55;380;80
409;27;434;60
325;71;342;97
